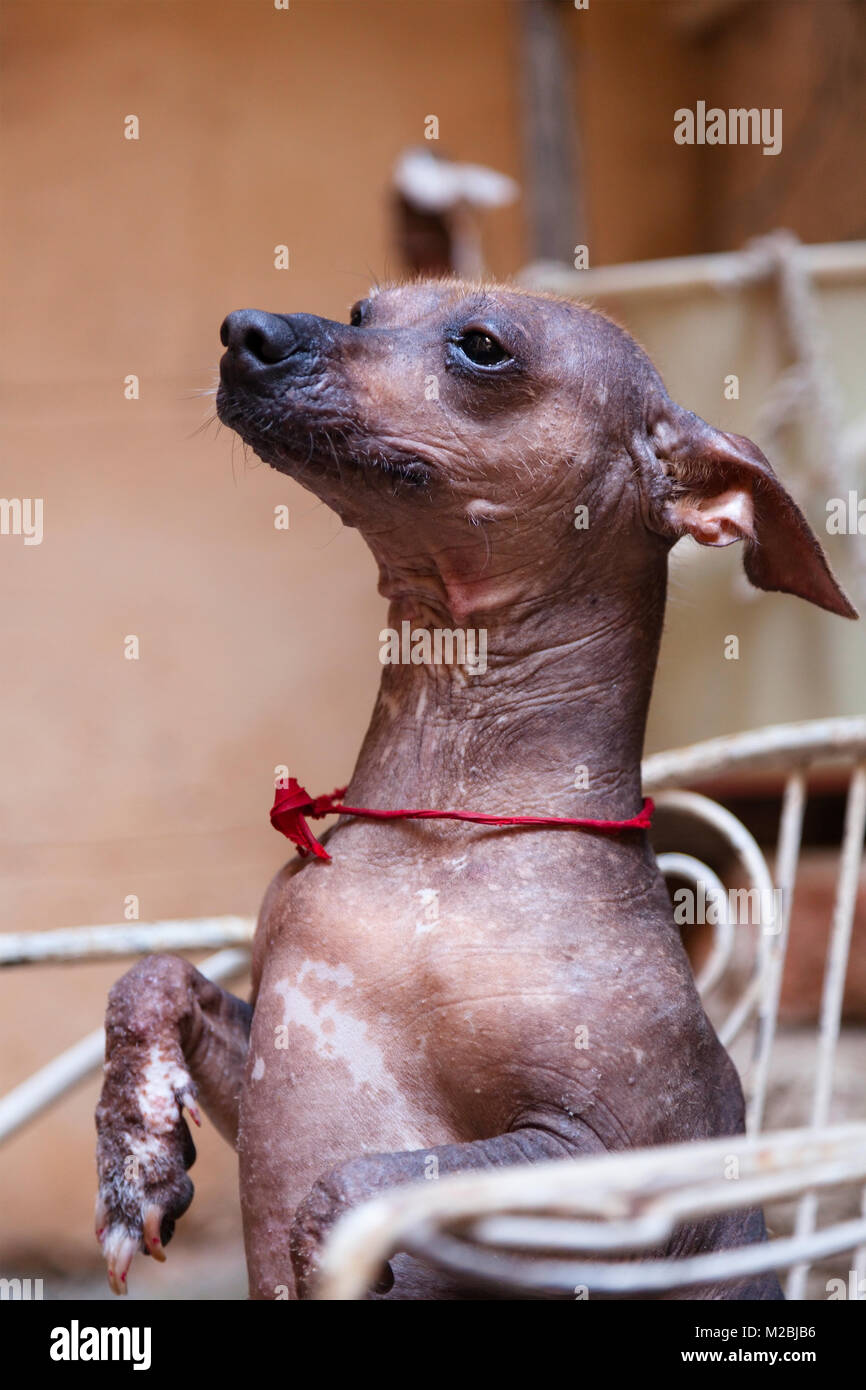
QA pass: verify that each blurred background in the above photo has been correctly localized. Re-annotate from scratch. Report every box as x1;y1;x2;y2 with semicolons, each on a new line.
1;0;864;1298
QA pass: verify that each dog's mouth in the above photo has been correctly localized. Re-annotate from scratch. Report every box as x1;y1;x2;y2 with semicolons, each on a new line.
216;308;433;489
216;383;433;489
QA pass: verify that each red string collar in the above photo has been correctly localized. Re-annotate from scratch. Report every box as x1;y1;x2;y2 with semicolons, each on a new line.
270;778;653;863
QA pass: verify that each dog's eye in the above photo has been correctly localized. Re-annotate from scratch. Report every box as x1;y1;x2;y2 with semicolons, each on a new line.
455;330;511;367
349;300;368;328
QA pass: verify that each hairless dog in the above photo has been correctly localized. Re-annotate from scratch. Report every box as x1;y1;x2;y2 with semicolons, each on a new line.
95;281;855;1299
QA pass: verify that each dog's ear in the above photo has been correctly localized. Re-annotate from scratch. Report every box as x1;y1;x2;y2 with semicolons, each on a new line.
648;401;857;619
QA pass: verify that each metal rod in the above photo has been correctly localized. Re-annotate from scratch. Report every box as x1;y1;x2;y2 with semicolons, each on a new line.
651;789;777;1052
655;852;734;996
642;716;866;790
403;1216;866;1298
787;764;866;1299
747;771;806;1134
0;916;254;967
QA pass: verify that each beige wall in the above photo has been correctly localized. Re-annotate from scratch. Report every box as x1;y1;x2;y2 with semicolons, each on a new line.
1;0;863;1284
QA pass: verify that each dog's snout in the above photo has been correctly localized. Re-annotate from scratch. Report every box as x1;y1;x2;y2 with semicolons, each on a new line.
220;309;299;366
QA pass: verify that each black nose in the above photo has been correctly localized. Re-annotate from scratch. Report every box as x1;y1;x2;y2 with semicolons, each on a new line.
219;309;298;365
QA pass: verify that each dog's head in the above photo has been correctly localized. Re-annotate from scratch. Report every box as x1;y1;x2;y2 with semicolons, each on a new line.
217;279;855;620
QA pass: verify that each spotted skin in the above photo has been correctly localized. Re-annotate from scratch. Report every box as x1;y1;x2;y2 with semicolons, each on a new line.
96;279;854;1297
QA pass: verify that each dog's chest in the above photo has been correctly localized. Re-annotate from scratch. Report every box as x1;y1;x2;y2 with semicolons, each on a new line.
252;838;709;1136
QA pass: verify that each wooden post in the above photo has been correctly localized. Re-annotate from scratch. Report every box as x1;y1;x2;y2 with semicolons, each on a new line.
518;0;584;263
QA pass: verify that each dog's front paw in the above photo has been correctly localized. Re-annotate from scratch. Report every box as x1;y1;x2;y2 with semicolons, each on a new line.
290;1154;395;1299
95;1040;200;1294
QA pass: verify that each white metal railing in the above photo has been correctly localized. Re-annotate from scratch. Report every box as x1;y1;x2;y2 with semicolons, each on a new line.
2;716;864;1300
316;1125;866;1300
0;945;251;1144
0;915;254;968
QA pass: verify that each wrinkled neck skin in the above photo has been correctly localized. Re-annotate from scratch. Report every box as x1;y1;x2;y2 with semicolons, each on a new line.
344;529;669;829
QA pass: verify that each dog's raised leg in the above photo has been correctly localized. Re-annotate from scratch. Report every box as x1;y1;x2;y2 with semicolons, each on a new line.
95;954;251;1293
289;1124;608;1299
290;1127;783;1301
